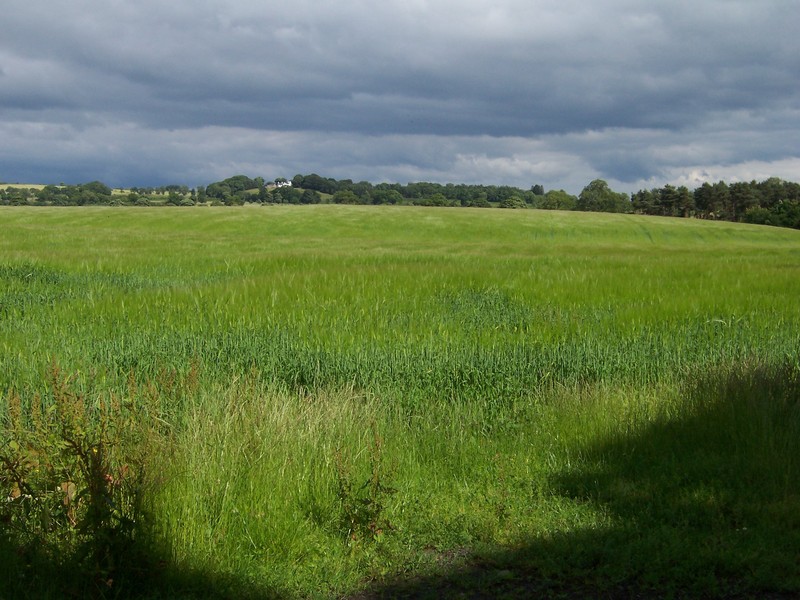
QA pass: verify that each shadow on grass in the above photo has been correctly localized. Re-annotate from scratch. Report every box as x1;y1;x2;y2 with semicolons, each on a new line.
356;360;800;599
3;361;797;599
0;527;286;600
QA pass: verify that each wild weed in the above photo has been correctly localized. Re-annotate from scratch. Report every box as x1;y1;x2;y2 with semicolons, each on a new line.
335;423;396;546
0;363;162;595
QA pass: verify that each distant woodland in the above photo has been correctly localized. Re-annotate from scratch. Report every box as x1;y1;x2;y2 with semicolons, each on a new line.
2;174;799;229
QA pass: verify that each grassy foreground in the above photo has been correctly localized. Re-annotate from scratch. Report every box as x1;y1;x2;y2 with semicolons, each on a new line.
1;205;799;598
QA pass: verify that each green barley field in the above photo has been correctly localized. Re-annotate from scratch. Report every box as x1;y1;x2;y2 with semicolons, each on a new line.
1;205;799;598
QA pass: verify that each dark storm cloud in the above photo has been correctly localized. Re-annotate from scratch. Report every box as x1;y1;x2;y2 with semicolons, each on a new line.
1;0;799;191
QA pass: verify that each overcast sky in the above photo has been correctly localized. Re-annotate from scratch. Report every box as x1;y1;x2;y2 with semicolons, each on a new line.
2;0;799;194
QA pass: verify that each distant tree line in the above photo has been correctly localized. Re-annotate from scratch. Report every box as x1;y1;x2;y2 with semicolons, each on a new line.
290;173;536;207
631;178;800;228
3;174;799;230
0;182;198;206
0;181;116;206
288;173;800;228
201;175;322;205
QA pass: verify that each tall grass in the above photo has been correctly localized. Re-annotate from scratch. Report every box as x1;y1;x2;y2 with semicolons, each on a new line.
1;205;799;597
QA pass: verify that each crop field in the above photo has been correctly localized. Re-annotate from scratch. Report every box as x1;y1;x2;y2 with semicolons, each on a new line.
1;205;799;598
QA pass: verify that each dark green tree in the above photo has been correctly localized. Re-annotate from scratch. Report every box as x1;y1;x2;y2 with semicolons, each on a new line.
728;182;761;221
577;179;631;213
693;181;729;218
81;181;112;197
536;189;577;211
372;189;403;205
631;189;658;214
300;189;321;204
499;195;527;209
676;186;694;217
332;190;360;204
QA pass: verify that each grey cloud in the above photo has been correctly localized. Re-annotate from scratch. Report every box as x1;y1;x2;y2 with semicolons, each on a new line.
1;0;799;190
